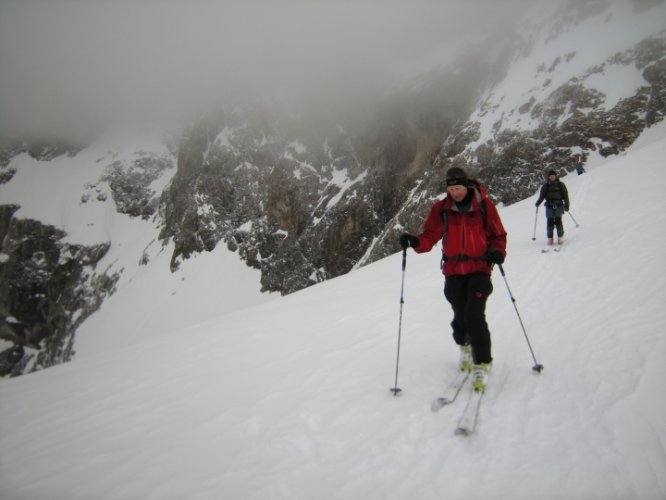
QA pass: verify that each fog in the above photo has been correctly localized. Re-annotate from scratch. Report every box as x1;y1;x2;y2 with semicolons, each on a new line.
0;0;532;140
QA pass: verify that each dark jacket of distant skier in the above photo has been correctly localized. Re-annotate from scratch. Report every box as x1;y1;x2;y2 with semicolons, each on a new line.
535;171;570;212
535;170;570;240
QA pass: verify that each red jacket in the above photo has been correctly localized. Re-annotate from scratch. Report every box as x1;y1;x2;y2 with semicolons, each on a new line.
414;186;507;276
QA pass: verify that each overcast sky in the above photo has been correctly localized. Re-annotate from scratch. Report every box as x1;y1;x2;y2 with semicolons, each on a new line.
0;0;531;140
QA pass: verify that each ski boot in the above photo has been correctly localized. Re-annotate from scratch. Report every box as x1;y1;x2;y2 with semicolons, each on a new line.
471;363;491;392
458;344;472;373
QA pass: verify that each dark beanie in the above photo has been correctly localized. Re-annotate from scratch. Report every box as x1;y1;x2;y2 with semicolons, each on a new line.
548;169;557;176
445;167;469;187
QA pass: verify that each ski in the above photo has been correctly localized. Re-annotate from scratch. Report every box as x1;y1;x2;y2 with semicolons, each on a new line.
432;371;469;410
542;242;565;253
541;242;555;253
455;388;484;436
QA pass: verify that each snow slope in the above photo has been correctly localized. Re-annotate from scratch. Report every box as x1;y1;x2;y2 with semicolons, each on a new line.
1;122;665;500
468;0;666;148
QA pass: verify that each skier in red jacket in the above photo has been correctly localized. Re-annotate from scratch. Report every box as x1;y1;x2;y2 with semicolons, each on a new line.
400;167;507;392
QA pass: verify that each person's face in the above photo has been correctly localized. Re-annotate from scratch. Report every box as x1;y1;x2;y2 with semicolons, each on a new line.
548;174;556;181
447;185;468;202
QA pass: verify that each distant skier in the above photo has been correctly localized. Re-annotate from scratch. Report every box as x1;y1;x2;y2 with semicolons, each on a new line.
535;169;570;246
399;167;507;392
574;155;586;175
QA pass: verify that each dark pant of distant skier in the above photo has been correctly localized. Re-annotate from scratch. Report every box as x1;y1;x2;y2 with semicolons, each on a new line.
444;272;493;365
545;204;564;239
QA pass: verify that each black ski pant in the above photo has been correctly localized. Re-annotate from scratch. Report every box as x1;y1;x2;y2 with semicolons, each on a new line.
443;272;493;365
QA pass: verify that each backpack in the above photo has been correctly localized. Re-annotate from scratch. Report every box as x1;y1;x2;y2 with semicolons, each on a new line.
543;180;565;207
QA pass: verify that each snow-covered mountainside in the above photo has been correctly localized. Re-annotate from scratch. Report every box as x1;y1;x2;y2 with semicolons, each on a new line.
1;120;665;500
363;0;666;263
1;0;665;376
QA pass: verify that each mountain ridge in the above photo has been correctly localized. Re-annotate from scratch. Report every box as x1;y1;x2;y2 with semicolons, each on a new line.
1;0;665;376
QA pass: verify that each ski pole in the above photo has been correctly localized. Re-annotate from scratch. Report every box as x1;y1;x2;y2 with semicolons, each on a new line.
497;264;544;373
390;248;407;395
567;211;580;227
532;206;539;240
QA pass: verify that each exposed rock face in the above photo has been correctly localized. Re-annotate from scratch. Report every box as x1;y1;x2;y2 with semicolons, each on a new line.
156;30;666;287
157;46;500;294
0;139;175;376
361;30;666;263
460;33;666;206
0;205;118;376
157;105;452;293
100;156;172;219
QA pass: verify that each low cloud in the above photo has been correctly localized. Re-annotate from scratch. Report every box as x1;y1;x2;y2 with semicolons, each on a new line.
0;0;532;139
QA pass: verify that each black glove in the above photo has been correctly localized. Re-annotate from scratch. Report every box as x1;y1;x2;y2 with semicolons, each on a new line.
535;201;540;208
486;250;504;265
399;233;420;249
564;205;570;212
